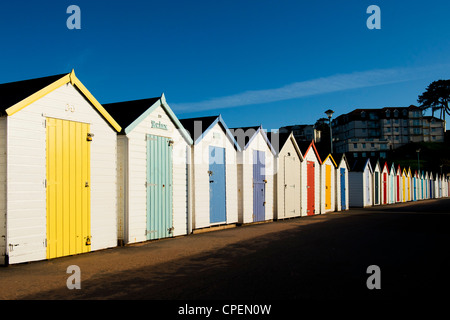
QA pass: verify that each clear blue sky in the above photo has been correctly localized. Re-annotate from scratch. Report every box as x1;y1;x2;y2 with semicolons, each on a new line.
1;0;450;130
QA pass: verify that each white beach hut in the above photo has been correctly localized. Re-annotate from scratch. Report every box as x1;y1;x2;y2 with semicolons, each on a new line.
0;71;121;265
320;154;337;214
349;158;373;208
231;126;276;224
335;153;350;211
268;132;303;220
371;159;381;206
103;95;193;245
296;140;322;216
389;163;396;204
179;115;240;232
381;161;389;205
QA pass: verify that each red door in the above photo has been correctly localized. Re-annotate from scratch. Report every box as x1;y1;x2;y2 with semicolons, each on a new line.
383;173;387;204
307;161;315;216
396;175;400;202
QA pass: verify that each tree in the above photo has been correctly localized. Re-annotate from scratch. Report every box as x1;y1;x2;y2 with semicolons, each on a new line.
417;80;450;131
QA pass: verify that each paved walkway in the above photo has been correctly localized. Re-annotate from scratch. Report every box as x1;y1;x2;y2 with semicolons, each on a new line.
1;198;450;301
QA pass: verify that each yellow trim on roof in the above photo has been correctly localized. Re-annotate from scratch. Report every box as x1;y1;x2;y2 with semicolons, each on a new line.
6;73;71;116
5;71;121;132
69;72;121;132
323;154;337;167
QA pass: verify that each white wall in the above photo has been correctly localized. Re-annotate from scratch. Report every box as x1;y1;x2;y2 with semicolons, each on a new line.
6;83;117;264
191;122;238;229
124;103;189;244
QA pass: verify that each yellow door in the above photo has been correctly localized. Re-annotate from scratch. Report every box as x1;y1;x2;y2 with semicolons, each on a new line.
325;165;331;210
402;176;406;202
46;118;91;259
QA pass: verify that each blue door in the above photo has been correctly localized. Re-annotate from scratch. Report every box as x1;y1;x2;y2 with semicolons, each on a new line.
340;168;346;210
209;146;226;224
253;150;266;222
146;135;173;240
413;178;417;201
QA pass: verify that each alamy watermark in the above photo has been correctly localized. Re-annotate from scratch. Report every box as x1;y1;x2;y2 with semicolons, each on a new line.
367;5;381;30
366;265;381;289
67;5;81;30
67;265;81;290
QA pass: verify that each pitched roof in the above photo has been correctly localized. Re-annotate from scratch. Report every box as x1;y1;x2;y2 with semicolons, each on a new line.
179;115;240;150
350;157;372;172
179;116;220;142
0;73;67;114
229;126;262;150
103;97;160;132
0;71;121;132
230;126;276;155
294;139;322;164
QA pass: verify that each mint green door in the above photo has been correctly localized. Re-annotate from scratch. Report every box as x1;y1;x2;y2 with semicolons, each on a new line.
146;135;173;240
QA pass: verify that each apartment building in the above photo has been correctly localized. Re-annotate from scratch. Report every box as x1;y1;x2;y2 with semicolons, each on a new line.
332;105;445;159
279;124;321;143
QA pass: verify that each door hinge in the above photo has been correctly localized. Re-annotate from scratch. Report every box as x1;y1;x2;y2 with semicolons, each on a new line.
44;179;47;188
44;239;47;247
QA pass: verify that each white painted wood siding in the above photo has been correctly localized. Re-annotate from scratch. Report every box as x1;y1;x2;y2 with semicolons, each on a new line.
6;83;117;265
125;104;189;243
191;122;238;229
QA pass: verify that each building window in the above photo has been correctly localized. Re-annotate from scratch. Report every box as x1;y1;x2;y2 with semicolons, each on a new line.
380;152;386;158
386;110;391;117
371;152;375;156
371;143;375;147
361;111;366;118
354;143;357;148
362;143;366;148
394;109;399;117
362;152;366;157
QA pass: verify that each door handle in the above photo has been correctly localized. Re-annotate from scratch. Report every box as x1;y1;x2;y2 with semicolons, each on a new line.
85;182;89;188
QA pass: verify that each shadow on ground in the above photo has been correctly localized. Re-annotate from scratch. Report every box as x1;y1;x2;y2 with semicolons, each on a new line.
20;199;450;301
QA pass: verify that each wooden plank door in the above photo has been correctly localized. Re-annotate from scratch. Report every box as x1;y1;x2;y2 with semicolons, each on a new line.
325;165;331;210
307;161;315;215
383;173;387;204
146;134;173;240
340;168;346;210
374;172;379;204
46;118;91;259
253;150;266;222
209;146;227;224
284;155;297;217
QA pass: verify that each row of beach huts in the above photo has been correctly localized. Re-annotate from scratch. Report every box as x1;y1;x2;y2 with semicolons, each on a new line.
0;71;448;265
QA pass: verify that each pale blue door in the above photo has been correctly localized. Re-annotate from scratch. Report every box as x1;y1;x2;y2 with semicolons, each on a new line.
146;135;173;240
253;150;266;222
209;146;227;224
340;168;346;209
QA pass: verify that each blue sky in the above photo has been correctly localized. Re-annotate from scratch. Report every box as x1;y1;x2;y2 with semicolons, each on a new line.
1;0;450;130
